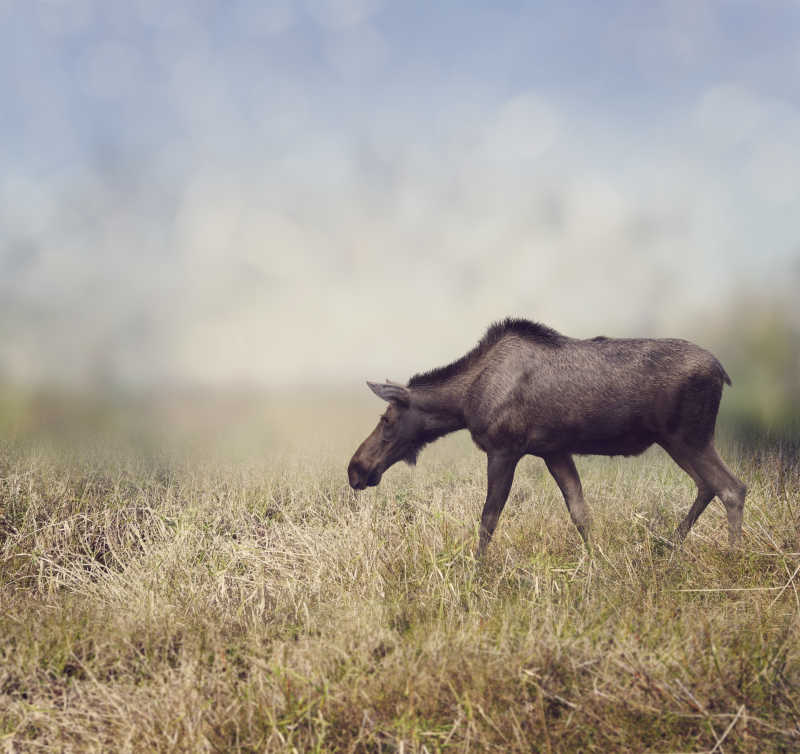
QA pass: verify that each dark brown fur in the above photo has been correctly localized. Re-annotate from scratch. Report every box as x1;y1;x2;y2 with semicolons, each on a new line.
348;319;746;555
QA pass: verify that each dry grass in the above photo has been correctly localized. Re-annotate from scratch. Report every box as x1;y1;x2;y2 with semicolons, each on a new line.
1;398;799;752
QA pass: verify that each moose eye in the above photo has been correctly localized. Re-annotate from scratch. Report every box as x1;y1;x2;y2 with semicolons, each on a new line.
381;419;396;442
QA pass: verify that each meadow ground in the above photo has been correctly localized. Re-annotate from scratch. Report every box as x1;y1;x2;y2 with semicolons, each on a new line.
0;392;799;752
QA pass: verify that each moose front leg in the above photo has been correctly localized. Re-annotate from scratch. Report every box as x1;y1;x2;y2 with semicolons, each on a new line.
476;452;520;557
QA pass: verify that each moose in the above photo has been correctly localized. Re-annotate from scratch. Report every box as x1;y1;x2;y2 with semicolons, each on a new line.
348;318;746;555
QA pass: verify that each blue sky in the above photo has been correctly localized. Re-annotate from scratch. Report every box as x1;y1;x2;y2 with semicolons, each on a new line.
2;1;799;385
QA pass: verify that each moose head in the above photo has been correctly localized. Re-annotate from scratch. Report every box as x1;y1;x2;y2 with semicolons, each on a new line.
346;381;431;490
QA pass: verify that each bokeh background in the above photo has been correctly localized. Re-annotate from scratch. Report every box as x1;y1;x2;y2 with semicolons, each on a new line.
1;0;799;448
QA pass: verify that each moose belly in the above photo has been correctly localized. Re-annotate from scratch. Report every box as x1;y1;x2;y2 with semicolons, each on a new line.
470;393;660;458
523;415;657;457
566;429;656;457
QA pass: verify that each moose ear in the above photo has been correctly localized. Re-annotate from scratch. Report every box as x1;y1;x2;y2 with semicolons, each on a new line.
367;380;410;406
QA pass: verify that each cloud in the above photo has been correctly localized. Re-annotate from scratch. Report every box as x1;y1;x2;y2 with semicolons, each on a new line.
304;0;384;29
82;39;145;101
749;140;800;205
2;2;800;387
695;83;767;149
485;93;559;164
34;0;94;37
232;0;295;37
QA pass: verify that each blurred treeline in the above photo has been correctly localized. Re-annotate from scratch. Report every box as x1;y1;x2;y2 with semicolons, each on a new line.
703;293;800;447
0;296;798;457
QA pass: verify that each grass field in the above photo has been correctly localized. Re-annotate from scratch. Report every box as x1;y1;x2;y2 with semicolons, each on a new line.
1;392;799;752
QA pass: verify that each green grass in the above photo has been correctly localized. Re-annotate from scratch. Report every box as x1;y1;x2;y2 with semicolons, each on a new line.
1;408;799;752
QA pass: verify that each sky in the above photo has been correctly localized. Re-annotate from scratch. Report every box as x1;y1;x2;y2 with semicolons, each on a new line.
1;0;799;387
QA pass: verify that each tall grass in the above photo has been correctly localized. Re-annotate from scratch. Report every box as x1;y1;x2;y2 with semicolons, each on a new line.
1;396;799;752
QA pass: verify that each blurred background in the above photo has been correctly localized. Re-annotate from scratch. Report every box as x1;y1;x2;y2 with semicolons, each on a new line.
1;0;798;453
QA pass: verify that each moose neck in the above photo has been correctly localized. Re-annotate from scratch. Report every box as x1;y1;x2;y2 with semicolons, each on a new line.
410;379;468;440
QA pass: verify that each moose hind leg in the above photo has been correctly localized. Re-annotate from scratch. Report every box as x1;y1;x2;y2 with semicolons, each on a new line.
669;441;747;547
692;444;747;547
676;486;715;542
661;446;714;542
544;454;591;546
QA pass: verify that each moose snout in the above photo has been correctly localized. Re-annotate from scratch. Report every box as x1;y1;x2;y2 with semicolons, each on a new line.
348;459;366;490
348;459;382;490
347;461;367;490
